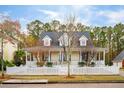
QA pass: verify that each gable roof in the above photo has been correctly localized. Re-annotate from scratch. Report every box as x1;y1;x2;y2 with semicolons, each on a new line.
40;31;93;47
42;35;52;41
79;35;88;41
112;50;124;62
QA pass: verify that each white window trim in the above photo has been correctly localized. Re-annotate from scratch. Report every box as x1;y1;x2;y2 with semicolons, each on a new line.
42;35;52;46
80;40;87;46
58;33;69;46
79;35;88;46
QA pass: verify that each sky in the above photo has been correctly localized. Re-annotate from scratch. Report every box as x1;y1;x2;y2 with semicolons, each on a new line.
0;5;124;32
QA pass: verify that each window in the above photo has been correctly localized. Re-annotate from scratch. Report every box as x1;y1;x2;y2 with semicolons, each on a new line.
27;53;33;61
44;39;50;46
79;35;88;46
59;33;69;46
96;52;103;61
80;40;86;46
81;52;87;61
96;52;99;61
100;52;103;60
42;35;52;46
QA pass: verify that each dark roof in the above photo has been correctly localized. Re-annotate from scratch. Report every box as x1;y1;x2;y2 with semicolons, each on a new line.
40;31;93;47
112;50;124;62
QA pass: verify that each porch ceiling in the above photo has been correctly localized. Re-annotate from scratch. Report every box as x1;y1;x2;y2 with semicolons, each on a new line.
23;46;108;53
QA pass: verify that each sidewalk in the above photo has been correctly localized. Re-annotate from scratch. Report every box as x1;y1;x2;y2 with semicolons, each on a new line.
2;79;48;84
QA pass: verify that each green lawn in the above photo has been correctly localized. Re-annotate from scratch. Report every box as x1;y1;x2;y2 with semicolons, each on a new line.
1;70;124;82
9;75;124;82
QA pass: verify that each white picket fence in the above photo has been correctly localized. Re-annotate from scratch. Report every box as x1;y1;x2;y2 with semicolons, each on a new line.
6;66;119;75
71;67;119;75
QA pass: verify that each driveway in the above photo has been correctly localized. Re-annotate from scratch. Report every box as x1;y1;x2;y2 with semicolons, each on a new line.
1;83;124;88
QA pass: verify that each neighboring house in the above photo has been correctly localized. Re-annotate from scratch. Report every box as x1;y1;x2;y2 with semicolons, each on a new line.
24;31;108;67
112;50;124;68
0;39;17;61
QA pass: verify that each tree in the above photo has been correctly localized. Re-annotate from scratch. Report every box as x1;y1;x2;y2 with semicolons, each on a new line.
43;23;52;31
24;35;39;47
91;27;101;47
100;27;107;47
27;20;44;39
51;20;60;31
0;16;20;78
76;22;85;32
59;24;66;32
106;26;113;64
113;23;124;55
59;14;77;78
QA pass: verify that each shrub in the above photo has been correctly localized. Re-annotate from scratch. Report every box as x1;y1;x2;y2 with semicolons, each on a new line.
78;61;85;67
0;59;15;71
5;60;15;67
108;62;113;66
13;50;26;66
120;67;124;70
46;62;53;67
37;62;44;67
90;62;95;67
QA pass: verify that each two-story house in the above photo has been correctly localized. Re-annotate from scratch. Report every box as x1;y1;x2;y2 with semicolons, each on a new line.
24;31;108;67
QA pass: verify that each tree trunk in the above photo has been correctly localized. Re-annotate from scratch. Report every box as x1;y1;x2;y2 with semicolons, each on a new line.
67;60;70;77
1;38;4;78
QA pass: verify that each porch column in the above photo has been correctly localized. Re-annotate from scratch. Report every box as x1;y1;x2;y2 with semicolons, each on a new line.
79;51;82;62
59;51;61;64
30;53;31;61
62;52;63;63
103;50;105;62
25;51;27;62
37;52;39;62
48;50;51;62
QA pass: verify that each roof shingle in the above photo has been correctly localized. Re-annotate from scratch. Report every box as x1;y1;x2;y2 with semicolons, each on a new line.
112;50;124;62
40;31;93;47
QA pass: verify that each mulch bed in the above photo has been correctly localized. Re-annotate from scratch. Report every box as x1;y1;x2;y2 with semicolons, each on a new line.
0;75;10;81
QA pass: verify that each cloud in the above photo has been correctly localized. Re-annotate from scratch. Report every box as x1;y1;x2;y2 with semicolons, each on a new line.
37;9;60;20
98;9;124;25
0;11;11;20
0;11;10;17
71;6;96;25
72;6;124;26
37;6;124;26
0;11;11;22
36;6;95;25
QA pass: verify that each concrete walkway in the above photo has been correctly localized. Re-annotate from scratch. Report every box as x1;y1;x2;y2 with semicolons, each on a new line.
2;79;48;84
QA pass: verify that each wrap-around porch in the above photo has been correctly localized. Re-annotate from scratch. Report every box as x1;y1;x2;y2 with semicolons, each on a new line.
24;46;107;67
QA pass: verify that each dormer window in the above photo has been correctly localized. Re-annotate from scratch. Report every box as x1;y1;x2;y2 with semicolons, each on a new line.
79;35;88;46
42;35;52;46
58;33;69;46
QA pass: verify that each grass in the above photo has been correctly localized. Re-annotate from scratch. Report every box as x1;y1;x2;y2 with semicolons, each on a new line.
1;71;124;82
9;75;124;82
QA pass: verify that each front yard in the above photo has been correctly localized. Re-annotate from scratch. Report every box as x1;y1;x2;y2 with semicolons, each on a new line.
1;70;124;83
8;75;124;82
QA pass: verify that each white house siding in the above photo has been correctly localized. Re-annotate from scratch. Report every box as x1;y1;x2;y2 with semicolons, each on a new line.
3;42;17;61
113;62;122;68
